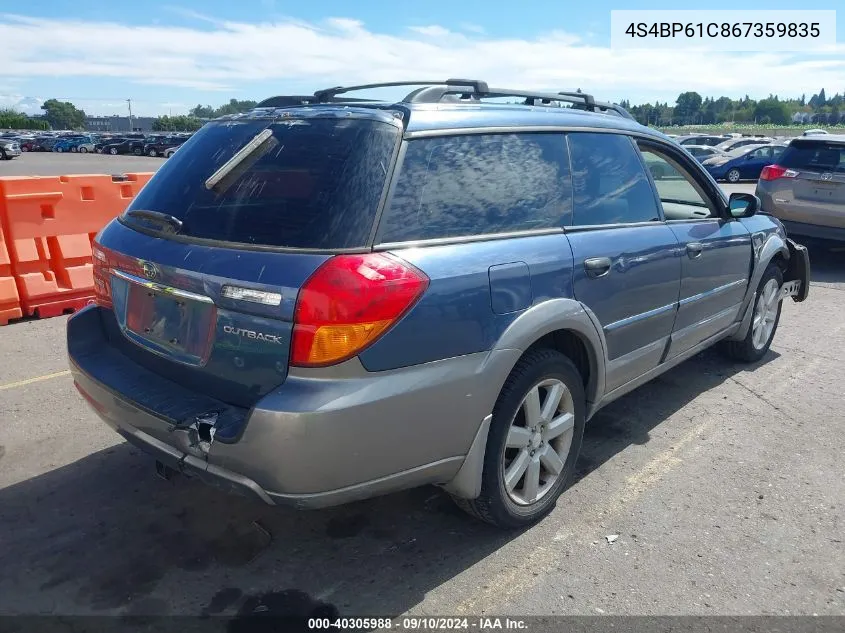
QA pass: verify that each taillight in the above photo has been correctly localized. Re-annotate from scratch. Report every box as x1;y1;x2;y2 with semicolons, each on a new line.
760;165;798;181
291;253;429;367
91;242;112;309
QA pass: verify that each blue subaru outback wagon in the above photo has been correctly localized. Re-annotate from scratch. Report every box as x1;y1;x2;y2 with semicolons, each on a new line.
68;80;809;528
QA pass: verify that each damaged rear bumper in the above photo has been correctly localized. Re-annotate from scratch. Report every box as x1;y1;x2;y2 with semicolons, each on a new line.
72;367;276;505
67;305;500;509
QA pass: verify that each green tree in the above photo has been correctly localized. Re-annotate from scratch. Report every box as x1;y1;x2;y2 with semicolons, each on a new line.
0;109;49;130
40;99;86;130
674;91;703;124
152;115;204;132
189;99;257;119
753;98;790;125
189;104;215;118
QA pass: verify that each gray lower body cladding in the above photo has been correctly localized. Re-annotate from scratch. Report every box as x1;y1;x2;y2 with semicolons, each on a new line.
68;306;517;507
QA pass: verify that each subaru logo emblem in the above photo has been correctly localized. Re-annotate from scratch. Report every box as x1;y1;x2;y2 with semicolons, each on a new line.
821;173;833;181
141;262;159;280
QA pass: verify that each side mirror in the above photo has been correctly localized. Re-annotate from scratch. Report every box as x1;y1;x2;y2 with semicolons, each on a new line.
728;192;759;218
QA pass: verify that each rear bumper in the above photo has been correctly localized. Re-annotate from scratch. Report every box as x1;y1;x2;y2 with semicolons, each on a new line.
68;306;509;508
780;220;845;243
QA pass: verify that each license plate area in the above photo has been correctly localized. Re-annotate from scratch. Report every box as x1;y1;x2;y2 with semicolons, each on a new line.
112;271;216;366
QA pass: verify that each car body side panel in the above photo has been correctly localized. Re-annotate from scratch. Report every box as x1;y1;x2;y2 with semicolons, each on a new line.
726;218;790;341
567;225;682;393
665;219;752;357
360;233;574;371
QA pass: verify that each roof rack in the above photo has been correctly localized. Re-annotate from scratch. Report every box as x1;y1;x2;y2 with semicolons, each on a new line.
257;79;633;120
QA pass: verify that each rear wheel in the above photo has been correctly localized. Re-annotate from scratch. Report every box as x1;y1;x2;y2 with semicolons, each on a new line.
133;147;142;156
78;146;88;154
722;264;783;363
453;349;586;529
726;168;741;183
56;147;64;153
109;148;118;155
148;148;157;157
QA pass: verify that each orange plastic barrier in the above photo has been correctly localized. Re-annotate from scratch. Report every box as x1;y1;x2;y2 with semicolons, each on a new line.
0;172;153;322
0;220;22;325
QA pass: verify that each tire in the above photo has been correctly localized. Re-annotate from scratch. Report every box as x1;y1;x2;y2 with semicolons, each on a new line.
452;348;586;529
0;149;6;160
21;146;28;152
148;148;157;157
56;147;64;153
721;264;783;363
133;147;142;156
726;168;741;183
70;147;77;153
78;146;88;154
109;148;118;155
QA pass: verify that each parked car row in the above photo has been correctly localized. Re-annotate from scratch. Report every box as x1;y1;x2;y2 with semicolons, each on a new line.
661;130;838;182
0;130;193;159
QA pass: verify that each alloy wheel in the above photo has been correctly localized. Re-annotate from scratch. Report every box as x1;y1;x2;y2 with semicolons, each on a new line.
502;378;576;506
752;278;780;350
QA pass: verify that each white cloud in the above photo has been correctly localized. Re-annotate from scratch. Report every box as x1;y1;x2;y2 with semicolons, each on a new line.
0;12;843;110
409;25;452;38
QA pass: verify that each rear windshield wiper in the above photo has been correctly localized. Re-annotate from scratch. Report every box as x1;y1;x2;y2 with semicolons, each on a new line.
204;128;278;194
125;209;184;233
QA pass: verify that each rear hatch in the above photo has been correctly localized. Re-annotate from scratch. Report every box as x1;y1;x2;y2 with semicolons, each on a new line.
89;109;402;417
774;138;845;228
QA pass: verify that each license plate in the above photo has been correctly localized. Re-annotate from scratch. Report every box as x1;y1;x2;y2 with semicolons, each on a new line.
125;284;215;363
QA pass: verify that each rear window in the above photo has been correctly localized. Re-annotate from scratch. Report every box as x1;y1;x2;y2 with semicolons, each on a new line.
123;116;400;249
780;141;845;173
377;133;571;243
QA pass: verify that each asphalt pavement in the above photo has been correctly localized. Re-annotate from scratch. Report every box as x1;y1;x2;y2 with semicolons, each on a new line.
0;154;843;623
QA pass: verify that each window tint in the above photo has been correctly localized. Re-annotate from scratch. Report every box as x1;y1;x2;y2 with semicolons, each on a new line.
637;144;716;220
568;133;660;226
123;117;400;249
377;133;571;243
780;141;845;172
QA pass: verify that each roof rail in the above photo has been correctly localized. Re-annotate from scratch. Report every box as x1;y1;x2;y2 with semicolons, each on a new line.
435;87;633;120
312;79;489;103
258;79;633;120
255;95;376;108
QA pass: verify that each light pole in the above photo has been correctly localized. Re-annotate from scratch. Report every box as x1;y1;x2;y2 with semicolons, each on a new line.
127;99;133;132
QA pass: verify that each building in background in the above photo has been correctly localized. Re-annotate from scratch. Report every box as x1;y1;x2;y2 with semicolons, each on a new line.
84;116;156;132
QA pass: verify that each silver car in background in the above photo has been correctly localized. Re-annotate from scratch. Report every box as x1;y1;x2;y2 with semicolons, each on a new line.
1;139;21;160
756;135;845;242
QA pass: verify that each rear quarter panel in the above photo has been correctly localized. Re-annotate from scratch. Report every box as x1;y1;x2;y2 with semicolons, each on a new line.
359;233;575;371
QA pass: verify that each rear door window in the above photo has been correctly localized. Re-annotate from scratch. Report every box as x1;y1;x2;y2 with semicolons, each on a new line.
779;141;845;173
123;116;400;249
568;133;661;226
377;133;572;243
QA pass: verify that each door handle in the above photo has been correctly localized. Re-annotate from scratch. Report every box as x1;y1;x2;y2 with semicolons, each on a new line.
686;242;704;259
584;257;612;278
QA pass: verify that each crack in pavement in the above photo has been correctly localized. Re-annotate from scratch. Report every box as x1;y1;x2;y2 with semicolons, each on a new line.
726;376;796;422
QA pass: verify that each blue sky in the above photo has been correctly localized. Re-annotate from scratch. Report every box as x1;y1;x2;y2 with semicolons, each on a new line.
1;0;842;116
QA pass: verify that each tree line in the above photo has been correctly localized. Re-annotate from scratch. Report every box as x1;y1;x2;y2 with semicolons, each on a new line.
622;89;845;127
3;91;844;132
